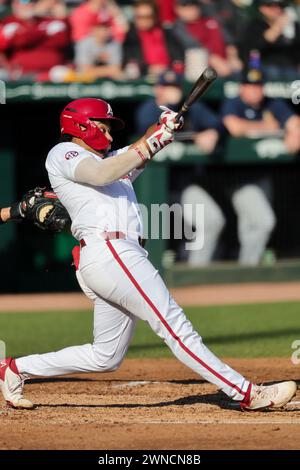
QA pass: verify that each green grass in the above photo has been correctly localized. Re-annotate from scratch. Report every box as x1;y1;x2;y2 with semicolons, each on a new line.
0;301;299;359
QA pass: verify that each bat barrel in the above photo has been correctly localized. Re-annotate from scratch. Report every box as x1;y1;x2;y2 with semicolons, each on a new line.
175;67;217;122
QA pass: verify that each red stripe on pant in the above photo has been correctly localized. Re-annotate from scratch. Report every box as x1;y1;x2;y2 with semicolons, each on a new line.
106;240;246;398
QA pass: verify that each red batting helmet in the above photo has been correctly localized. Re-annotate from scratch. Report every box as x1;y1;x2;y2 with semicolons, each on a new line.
60;98;124;151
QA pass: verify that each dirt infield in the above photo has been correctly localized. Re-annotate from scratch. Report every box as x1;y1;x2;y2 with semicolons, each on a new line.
1;284;300;449
1;358;299;450
2;281;300;312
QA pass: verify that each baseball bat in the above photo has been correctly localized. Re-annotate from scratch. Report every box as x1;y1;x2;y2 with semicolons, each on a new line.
175;67;218;123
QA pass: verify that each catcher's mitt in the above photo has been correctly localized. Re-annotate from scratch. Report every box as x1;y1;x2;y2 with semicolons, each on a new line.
19;187;71;233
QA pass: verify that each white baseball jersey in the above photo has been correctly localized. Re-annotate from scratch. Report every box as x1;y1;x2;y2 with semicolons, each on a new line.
45;142;144;241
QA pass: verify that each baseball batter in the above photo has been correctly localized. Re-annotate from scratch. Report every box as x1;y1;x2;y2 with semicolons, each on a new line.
0;98;296;411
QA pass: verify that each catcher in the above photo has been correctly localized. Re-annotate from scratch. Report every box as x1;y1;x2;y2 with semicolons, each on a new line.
0;187;70;232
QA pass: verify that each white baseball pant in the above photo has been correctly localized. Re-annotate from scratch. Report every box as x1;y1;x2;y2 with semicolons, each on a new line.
16;235;250;402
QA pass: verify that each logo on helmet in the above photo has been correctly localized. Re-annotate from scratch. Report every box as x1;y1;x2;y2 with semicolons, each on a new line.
106;103;113;117
65;151;79;160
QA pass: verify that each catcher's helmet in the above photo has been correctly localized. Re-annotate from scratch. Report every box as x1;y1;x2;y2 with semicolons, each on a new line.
60;98;124;151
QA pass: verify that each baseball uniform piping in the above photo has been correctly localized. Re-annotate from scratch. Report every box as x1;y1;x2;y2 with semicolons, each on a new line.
106;240;247;397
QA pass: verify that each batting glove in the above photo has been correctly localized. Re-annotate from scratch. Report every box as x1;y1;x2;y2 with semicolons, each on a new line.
134;123;174;162
159;105;184;131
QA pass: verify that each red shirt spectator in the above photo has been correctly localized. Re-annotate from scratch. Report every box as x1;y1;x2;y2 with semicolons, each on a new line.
156;0;176;25
122;0;184;79
173;0;230;76
0;0;69;79
138;27;170;67
185;17;226;58
70;0;127;43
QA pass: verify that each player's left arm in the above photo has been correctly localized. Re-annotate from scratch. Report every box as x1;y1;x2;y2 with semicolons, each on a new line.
127;123;159;176
74;110;183;186
128;109;184;172
107;145;145;183
124;110;184;181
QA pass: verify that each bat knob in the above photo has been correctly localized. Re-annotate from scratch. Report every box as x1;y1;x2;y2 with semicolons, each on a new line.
203;67;218;82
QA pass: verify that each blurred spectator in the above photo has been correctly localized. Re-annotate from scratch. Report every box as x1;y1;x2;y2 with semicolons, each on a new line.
196;0;252;77
239;0;300;80
197;0;251;46
222;68;300;153
70;0;128;43
172;0;235;77
74;19;123;80
156;0;176;25
0;0;8;79
34;0;67;18
296;0;300;22
135;70;225;266
0;0;70;81
0;0;11;19
220;67;300;265
122;0;184;80
0;51;8;80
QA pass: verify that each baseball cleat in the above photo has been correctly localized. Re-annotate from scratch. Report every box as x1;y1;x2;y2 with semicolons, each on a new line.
0;358;34;409
240;381;297;411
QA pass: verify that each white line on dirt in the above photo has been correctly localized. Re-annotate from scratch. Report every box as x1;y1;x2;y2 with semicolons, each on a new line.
112;381;158;389
126;420;300;425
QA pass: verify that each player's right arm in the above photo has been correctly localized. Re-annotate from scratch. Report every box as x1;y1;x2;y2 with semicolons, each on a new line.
74;115;179;186
74;147;150;186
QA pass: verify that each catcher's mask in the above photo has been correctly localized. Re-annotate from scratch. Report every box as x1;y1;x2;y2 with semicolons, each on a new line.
60;98;124;152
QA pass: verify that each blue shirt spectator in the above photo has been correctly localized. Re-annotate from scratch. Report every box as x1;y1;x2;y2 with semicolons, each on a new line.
221;67;300;153
221;96;295;129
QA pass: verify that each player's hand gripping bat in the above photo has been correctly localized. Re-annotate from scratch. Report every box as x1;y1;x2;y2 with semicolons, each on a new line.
133;68;218;162
175;67;218;124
